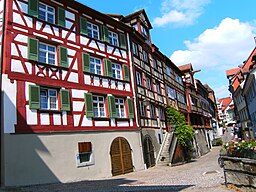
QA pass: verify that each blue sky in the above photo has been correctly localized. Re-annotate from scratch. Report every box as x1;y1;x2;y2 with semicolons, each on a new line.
78;0;256;99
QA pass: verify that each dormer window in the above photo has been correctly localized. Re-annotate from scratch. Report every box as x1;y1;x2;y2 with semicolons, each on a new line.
141;25;148;38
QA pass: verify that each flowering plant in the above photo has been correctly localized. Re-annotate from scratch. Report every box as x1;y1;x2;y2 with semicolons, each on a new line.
222;139;256;159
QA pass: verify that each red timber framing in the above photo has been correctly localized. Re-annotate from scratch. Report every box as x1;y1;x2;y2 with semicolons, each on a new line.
3;0;137;133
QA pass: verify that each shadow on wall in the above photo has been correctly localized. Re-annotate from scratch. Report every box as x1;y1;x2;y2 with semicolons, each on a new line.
6;178;194;191
2;91;60;186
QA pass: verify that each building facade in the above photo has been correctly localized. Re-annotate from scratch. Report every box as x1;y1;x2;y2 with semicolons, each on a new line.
1;0;145;186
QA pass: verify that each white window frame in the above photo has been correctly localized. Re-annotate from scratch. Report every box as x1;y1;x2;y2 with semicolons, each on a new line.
109;31;119;46
93;96;105;117
90;57;102;75
143;50;148;62
141;25;148;38
76;142;95;167
38;2;55;24
139;101;145;116
38;42;56;65
40;88;58;110
87;22;100;40
136;71;142;86
132;42;138;56
167;86;175;99
115;98;125;118
112;63;122;79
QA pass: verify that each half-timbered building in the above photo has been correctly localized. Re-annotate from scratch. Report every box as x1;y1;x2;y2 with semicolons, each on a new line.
179;63;213;157
0;0;145;186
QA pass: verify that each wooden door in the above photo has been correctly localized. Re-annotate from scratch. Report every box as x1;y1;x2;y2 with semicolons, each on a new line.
143;137;155;168
110;137;133;176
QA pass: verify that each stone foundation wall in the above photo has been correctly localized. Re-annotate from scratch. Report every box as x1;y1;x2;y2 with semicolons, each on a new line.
221;156;256;191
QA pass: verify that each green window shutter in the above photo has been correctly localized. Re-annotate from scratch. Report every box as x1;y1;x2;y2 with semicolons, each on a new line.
82;52;90;72
28;0;38;17
85;93;94;118
60;89;70;111
104;59;113;77
123;65;130;81
28;38;38;61
80;17;88;36
58;8;65;28
127;98;134;118
107;96;116;118
119;33;126;50
101;25;109;42
59;46;68;68
29;85;40;109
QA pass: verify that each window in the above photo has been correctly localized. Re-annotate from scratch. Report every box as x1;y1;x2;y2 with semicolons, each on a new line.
87;22;100;40
93;96;105;117
90;57;102;75
132;24;138;31
29;85;70;111
166;66;172;77
153;59;157;70
112;63;122;79
77;142;94;167
167;86;175;99
109;31;119;46
39;2;55;24
39;42;56;65
143;50;148;62
146;77;152;90
40;88;57;110
191;96;198;106
156;82;161;94
139;101;145;116
150;104;155;118
132;42;138;56
158;107;164;119
177;93;185;103
136;71;142;86
141;25;148;38
115;98;125;118
176;74;183;84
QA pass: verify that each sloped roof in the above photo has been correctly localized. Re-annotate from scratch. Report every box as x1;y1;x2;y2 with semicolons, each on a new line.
218;97;232;111
178;63;193;72
226;68;240;77
123;9;152;29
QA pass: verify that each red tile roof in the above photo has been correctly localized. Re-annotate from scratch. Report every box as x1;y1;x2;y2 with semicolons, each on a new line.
218;97;232;111
226;68;240;77
178;63;193;72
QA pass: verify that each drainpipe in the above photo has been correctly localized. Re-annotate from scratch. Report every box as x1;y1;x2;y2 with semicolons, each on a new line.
0;0;7;186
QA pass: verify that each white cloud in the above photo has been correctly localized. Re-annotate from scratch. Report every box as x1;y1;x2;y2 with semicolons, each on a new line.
153;0;210;27
170;18;256;70
170;18;256;98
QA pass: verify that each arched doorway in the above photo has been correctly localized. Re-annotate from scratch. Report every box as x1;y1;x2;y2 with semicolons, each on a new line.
110;137;133;176
143;136;155;168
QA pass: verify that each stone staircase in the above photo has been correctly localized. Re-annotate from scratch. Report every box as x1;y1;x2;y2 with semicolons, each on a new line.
157;132;173;166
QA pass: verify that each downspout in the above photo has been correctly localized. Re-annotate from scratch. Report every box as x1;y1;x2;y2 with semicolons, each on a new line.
0;0;7;186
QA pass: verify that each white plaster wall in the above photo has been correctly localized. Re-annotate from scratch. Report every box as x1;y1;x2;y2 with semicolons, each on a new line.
53;114;61;125
67;72;78;83
40;113;50;125
4;131;145;186
72;89;85;98
117;121;129;127
95;121;109;126
2;75;17;133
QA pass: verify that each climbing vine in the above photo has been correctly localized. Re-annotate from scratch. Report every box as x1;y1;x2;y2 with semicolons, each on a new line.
165;107;194;149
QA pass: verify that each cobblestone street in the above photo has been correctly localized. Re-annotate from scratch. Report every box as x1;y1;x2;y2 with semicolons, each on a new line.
2;146;235;192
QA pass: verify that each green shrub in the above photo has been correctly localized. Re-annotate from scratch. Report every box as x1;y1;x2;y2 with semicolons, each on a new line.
212;138;223;146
